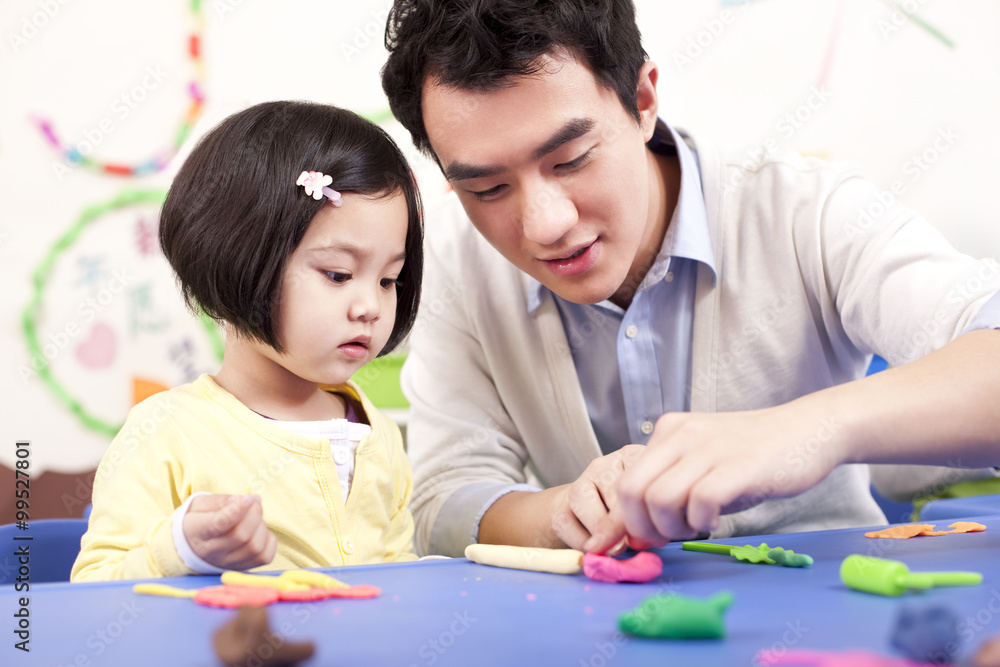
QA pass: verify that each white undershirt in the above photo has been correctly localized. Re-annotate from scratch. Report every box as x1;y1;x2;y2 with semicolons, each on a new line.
171;415;371;574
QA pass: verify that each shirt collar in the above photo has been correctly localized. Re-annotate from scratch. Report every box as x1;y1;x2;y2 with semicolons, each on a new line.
528;119;716;313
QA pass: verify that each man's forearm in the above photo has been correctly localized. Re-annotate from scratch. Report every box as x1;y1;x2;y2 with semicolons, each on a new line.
831;329;1000;467
477;487;569;548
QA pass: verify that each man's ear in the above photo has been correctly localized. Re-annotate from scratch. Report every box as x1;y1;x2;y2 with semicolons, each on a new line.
636;61;660;142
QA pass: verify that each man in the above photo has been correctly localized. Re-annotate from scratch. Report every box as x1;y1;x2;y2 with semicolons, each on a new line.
381;0;1000;557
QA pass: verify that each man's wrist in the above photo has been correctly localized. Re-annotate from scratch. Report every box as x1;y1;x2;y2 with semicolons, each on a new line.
479;487;566;548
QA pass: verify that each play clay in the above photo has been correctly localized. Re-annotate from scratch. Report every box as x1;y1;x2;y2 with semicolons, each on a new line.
132;583;197;598
756;648;943;666
465;544;584;574
618;591;733;639
682;541;813;567
220;571;310;592
213;606;315;667
840;555;982;596
583;551;663;583
194;584;281;608
321;584;381;599
279;569;349;589
890;603;961;664
974;632;1000;666
133;568;379;607
864;521;986;539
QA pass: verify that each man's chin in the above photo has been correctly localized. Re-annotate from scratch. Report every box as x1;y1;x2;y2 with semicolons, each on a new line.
542;277;619;306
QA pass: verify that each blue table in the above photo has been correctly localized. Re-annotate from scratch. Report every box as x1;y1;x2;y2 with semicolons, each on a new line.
920;493;1000;521
4;517;999;666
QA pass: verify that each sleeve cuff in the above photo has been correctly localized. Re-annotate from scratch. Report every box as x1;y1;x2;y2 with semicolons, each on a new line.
171;491;227;575
960;288;1000;334
429;482;541;557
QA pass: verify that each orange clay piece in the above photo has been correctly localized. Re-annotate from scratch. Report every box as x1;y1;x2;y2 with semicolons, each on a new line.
865;522;986;539
195;584;280;608
865;524;937;538
974;632;1000;667
948;521;986;534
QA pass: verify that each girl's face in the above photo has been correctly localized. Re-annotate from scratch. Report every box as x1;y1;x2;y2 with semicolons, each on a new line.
269;192;408;386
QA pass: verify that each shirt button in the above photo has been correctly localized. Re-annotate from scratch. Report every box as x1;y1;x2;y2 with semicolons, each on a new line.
342;537;355;555
625;325;638;339
333;446;349;465
664;271;674;283
640;420;654;435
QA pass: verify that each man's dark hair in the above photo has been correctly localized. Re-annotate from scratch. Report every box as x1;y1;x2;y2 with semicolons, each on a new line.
160;100;423;356
382;0;647;159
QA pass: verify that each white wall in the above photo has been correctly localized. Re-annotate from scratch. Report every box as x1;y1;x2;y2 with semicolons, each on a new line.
1;0;997;477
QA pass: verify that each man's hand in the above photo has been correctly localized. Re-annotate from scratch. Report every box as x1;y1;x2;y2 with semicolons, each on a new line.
585;404;846;553
550;444;651;553
478;445;652;552
182;494;277;571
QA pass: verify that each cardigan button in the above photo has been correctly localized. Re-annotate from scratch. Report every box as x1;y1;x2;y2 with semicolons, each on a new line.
342;537;355;555
640;420;654;435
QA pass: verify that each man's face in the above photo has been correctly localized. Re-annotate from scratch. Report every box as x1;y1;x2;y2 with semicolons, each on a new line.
421;52;664;305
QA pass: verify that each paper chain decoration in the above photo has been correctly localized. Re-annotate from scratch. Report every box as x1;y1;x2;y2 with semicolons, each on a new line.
31;0;205;177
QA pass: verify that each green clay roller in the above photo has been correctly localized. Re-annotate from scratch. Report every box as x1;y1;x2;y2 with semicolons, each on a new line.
840;555;982;596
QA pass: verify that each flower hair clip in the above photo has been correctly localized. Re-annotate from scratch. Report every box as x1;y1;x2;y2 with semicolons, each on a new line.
296;171;343;207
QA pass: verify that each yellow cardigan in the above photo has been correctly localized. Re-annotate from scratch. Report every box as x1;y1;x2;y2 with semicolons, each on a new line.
72;374;416;582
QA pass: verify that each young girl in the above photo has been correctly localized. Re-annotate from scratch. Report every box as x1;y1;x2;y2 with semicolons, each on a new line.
71;101;423;581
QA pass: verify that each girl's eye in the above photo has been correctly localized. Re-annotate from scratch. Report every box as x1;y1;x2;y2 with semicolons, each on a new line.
326;271;351;284
380;278;400;290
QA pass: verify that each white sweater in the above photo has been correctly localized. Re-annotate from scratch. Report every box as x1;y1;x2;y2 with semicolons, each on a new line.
402;130;1000;557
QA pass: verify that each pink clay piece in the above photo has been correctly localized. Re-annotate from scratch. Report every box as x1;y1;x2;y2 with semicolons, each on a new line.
755;648;942;667
583;551;663;583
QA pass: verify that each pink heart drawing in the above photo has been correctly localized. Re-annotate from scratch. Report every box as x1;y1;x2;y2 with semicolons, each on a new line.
75;322;117;369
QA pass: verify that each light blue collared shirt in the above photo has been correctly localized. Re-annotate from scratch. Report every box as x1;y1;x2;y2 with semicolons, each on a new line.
528;121;715;452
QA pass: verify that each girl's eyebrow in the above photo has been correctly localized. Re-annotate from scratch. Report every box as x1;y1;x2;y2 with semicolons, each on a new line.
310;244;406;263
309;242;371;258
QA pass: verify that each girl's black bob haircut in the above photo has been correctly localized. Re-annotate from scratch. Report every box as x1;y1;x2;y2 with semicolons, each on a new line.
160;100;423;356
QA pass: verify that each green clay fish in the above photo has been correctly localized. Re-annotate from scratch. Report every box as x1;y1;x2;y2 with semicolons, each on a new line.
619;591;734;639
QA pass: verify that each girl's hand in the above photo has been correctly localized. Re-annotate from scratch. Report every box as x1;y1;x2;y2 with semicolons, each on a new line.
182;494;278;571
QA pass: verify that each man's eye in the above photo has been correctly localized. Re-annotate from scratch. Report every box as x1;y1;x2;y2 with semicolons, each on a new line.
557;151;592;171
471;185;504;201
326;272;351;283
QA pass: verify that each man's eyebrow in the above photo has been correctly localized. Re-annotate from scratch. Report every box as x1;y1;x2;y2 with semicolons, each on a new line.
444;161;505;182
443;117;596;182
530;118;595;161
